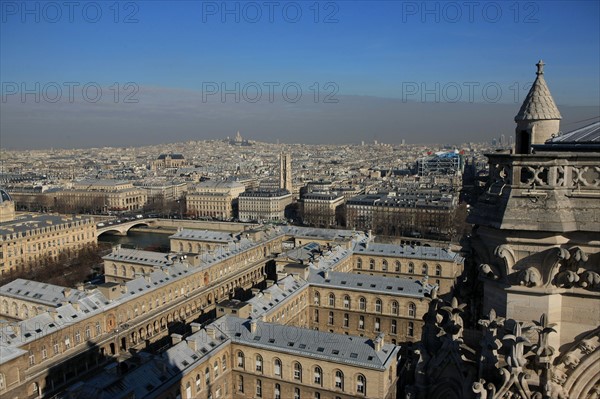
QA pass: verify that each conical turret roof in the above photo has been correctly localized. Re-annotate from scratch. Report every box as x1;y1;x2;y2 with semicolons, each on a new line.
514;60;562;121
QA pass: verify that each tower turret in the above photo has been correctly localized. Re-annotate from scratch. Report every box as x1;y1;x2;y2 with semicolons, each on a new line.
514;60;562;154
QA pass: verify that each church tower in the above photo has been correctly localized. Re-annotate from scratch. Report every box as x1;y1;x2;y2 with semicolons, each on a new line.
514;60;562;154
279;152;292;193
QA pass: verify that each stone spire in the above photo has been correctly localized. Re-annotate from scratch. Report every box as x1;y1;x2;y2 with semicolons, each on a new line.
513;61;562;153
514;60;562;121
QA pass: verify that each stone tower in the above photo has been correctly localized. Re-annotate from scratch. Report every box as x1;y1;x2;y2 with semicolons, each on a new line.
514;60;562;154
279;152;292;193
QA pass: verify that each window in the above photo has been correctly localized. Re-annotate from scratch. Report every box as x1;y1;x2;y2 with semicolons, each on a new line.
0;373;4;390
256;379;262;397
274;358;282;376
395;261;400;272
314;393;321;399
422;264;428;275
313;292;320;305
237;375;243;392
343;295;350;309
222;355;227;371
205;367;210;384
314;309;319;323
328;293;335;307
375;317;381;332
343;313;349;327
436;264;442;276
408;302;416;318
75;330;81;344
314;366;322;386
369;259;375;270
95;322;101;335
41;346;47;360
85;326;91;339
237;351;245;368
64;336;71;350
214;360;219;377
408;262;414;273
328;311;334;325
391;301;399;315
359;297;366;310
382;260;388;271
255;355;263;372
408;321;414;337
391;320;397;335
358;315;364;330
186;382;192;399
357;374;366;395
196;374;202;391
294;388;301;399
275;383;281;399
375;299;382;313
293;362;302;381
356;258;362;269
53;342;59;354
28;351;35;366
335;370;344;390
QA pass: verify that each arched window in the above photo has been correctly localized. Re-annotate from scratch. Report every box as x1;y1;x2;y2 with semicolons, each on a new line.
121;265;126;276
335;370;344;390
395;261;400;272
328;293;335;307
391;320;397;334
359;297;366;310
314;366;323;385
237;375;244;392
275;383;281;399
343;313;349;327
314;292;320;305
408;321;415;337
328;311;334;325
196;374;201;391
237;351;245;368
274;358;282;376
255;354;263;372
214;360;219;377
294;388;301;399
369;259;375;270
391;301;399;315
293;362;302;381
357;374;366;395
0;373;5;390
222;354;227;371
375;299;382;313
185;381;192;399
408;302;416;318
382;260;388;271
113;264;117;275
435;264;442;276
356;258;362;269
343;295;350;309
422;263;428;275
205;367;210;384
408;262;414;273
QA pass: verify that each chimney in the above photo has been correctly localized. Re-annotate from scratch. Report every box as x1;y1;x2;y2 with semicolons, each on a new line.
250;319;258;333
171;333;183;344
374;333;385;351
190;322;202;333
63;288;72;298
187;338;198;352
48;308;59;321
266;280;274;288
206;326;217;339
263;291;272;301
251;288;260;296
323;270;329;279
72;302;80;311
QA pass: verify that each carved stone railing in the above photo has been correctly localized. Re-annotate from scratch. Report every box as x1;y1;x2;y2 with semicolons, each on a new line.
487;153;600;191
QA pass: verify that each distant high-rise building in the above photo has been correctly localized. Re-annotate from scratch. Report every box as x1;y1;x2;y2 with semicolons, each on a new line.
279;152;292;192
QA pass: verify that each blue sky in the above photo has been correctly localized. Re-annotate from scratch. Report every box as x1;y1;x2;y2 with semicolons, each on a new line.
1;1;599;148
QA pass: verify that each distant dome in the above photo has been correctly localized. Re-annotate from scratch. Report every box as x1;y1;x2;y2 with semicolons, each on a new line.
0;189;12;203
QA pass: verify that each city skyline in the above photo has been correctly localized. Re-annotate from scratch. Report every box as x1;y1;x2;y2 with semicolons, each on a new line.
1;1;599;149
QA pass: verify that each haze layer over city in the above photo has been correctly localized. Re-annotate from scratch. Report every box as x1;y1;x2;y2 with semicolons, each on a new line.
0;2;599;399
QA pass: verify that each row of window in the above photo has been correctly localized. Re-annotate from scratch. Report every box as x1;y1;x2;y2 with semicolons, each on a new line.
236;358;367;395
313;293;418;316
356;258;442;276
314;310;415;336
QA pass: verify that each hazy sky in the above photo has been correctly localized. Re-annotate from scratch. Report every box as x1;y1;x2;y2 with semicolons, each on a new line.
1;1;599;149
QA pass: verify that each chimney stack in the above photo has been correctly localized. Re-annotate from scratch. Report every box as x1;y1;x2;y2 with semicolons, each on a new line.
374;333;385;351
171;333;183;344
190;322;202;333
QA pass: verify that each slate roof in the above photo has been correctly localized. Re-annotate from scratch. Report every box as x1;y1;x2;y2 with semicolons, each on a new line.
353;241;463;263
170;229;238;243
549;121;600;143
515;60;562;121
246;275;309;319
0;279;87;306
214;315;398;370
103;248;174;267
308;270;433;298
